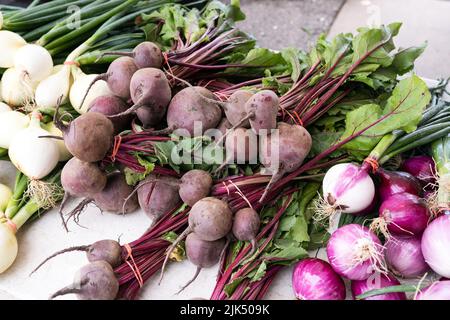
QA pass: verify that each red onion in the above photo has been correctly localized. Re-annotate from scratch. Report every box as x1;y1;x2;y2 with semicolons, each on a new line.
421;215;450;278
385;236;430;278
292;258;346;300
415;280;450;300
400;156;436;187
351;273;406;300
377;193;429;236
377;169;422;202
326;224;386;281
322;163;375;215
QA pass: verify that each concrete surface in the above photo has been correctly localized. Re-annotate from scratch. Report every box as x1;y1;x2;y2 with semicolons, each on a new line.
328;0;450;79
0;289;17;300
236;0;346;50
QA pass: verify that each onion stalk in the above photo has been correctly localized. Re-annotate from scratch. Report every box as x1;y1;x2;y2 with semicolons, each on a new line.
0;168;63;274
0;183;12;212
431;133;450;213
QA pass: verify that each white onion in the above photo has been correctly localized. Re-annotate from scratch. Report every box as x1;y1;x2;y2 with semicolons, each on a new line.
0;222;18;274
14;44;53;82
70;69;112;114
0;183;12;211
43;121;72;161
8;113;59;179
421;214;450;278
322;163;375;214
0;31;26;68
1;67;36;107
0;110;30;148
35;65;71;108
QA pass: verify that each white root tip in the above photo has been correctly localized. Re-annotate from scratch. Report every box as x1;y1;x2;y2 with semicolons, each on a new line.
312;193;340;226
369;217;391;239
25;180;64;210
353;237;389;276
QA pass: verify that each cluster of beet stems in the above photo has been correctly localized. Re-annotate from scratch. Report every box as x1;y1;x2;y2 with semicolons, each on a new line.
107;36;403;299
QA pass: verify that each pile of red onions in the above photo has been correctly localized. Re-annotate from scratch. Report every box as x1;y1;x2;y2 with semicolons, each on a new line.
292;258;346;300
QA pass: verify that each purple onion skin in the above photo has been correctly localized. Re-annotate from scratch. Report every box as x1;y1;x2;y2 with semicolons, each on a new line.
415;281;450;300
351;273;406;300
327;224;384;281
421;215;450;278
385;236;430;278
292;258;346;300
377;169;422;202
379;193;429;236
400;156;436;187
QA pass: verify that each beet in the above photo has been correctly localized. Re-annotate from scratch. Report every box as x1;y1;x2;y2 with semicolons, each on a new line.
259;122;312;202
30;240;122;276
61;158;106;198
217;118;232;136
179;170;213;207
137;174;181;222
82;57;138;106
88;95;131;133
59;158;107;229
188;197;233;241
245;90;279;134
135;105;166;128
177;233;225;293
232;207;260;254
112;68;171;119
166;86;222;136
50;261;119;300
160;197;232;282
131;42;163;69
55;110;114;163
93;172;138;214
104;42;163;69
224;90;253;128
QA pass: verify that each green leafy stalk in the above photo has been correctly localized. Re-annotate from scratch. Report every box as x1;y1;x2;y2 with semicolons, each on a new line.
341;75;431;160
356;284;418;300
